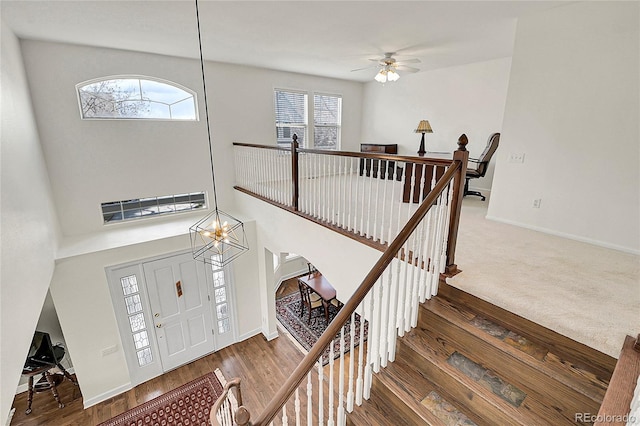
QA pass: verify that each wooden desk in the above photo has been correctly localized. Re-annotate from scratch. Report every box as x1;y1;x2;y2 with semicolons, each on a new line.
359;144;398;179
298;273;337;322
402;154;451;203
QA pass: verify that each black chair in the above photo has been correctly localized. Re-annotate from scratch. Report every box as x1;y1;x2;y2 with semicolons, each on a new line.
464;133;500;201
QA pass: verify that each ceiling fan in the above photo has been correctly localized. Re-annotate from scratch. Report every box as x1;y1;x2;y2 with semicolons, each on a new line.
351;52;421;83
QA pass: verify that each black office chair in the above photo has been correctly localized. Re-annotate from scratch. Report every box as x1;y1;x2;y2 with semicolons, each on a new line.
464;133;500;201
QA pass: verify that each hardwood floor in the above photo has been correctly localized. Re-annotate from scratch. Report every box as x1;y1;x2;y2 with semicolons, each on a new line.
11;332;307;425
11;276;354;426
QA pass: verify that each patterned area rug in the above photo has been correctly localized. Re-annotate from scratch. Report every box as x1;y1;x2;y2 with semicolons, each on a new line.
98;371;223;426
276;291;367;364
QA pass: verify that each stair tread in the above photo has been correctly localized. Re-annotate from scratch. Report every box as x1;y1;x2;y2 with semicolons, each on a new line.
437;284;616;380
346;383;419;426
400;324;583;425
373;361;452;425
425;295;610;402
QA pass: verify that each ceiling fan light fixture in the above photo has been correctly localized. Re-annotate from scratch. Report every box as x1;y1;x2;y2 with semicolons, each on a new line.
375;69;388;83
387;69;400;82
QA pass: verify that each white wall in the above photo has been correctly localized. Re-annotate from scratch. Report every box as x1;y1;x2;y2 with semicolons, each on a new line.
236;192;383;339
13;40;361;407
488;1;640;253
0;23;61;424
49;221;261;407
360;57;512;193
20;40;363;238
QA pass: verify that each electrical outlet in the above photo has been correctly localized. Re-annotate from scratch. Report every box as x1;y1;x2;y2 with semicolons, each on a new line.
533;199;542;208
509;153;525;163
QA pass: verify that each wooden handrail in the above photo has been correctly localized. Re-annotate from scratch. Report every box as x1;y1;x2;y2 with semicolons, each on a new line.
210;377;251;426
251;142;467;425
232;141;454;166
594;334;640;425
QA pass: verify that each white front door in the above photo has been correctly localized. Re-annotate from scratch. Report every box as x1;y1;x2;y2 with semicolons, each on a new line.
143;252;215;371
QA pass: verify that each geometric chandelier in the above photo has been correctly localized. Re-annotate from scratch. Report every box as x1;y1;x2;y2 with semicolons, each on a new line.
189;0;248;268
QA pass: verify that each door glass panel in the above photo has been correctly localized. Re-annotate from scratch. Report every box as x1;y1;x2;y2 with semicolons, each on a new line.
125;294;143;314
210;261;233;339
129;312;146;332
214;288;226;303
136;348;153;366
213;271;224;288
216;303;228;319
218;318;230;334
133;330;149;349
121;275;139;295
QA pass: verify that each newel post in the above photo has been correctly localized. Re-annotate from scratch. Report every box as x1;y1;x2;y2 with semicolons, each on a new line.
445;134;469;276
291;134;299;211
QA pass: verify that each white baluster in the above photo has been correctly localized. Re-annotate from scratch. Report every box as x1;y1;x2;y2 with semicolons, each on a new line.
355;301;365;406
318;358;324;426
397;244;409;337
307;371;313;426
323;154;329;222
331;156;337;225
363;292;374;400
295;388;301;426
371;279;383;373
372;163;381;243
366;167;374;238
387;258;400;362
378;163;389;245
379;269;390;367
282;402;288;426
337;328;345;426
347;311;355;413
347;157;354;232
328;342;335;426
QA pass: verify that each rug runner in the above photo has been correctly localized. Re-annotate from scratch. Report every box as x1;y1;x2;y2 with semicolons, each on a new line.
97;371;223;426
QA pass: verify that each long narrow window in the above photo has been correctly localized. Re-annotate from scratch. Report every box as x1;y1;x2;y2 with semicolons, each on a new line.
101;192;206;223
275;90;308;147
313;94;342;150
77;76;197;120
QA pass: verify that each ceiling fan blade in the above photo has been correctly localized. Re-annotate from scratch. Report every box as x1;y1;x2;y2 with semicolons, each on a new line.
351;65;379;72
397;65;420;73
395;58;421;64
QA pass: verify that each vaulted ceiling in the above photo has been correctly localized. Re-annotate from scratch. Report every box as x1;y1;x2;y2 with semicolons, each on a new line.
2;1;566;81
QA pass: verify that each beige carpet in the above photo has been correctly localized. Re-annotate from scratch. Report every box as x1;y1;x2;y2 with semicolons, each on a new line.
449;195;639;359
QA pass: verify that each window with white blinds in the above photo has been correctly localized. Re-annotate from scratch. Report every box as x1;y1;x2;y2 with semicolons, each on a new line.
275;90;308;147
313;94;342;150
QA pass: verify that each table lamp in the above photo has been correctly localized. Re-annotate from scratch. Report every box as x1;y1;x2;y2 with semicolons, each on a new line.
415;120;433;156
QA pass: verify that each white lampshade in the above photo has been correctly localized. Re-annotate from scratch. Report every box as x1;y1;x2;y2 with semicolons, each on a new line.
374;70;387;83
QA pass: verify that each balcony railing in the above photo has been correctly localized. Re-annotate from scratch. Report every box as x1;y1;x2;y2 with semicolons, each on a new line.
216;135;469;425
233;135;467;275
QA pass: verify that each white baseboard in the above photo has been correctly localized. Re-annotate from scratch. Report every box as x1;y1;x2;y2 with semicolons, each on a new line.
262;329;279;341
485;215;640;255
274;267;308;293
237;328;262;342
83;382;132;409
5;408;15;426
16;367;76;394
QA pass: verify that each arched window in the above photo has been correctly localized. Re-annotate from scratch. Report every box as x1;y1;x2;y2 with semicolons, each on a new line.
76;76;198;120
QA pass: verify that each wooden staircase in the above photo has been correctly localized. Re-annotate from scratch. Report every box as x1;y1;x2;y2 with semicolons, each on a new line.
347;283;617;425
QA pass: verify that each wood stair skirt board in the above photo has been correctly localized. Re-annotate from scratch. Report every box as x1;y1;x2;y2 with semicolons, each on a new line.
347;282;616;426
